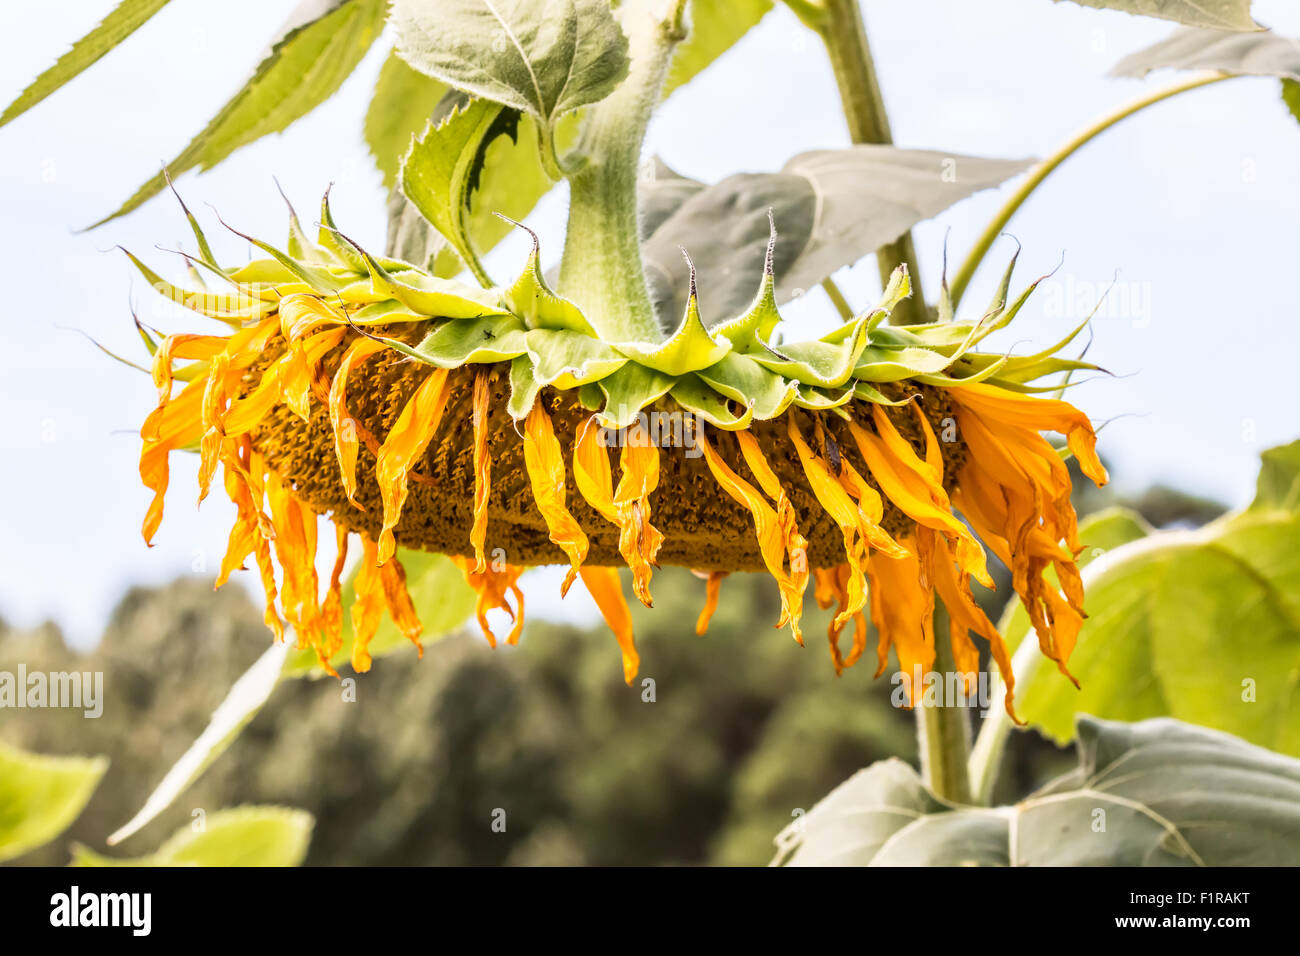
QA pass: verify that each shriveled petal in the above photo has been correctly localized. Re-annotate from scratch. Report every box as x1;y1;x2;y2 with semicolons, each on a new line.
578;566;639;684
317;526;350;677
573;419;661;608
329;337;386;503
522;403;589;596
848;419;992;588
694;571;726;635
470;369;492;573
453;557;526;648
866;542;935;707
350;536;386;673
379;553;424;657
376;368;452;564
951;382;1108;487
696;424;802;639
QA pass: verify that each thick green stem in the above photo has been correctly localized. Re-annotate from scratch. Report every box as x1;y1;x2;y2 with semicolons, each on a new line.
558;0;685;344
811;0;928;325
948;71;1231;309
916;609;973;803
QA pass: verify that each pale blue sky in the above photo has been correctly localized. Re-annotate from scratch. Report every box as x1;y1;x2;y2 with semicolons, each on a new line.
2;0;1298;646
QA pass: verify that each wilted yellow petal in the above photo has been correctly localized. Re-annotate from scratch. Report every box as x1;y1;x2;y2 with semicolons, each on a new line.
470;370;492;573
329;337;386;503
578;566;639;684
951;382;1108;487
866;542;934;708
694;571;726;635
696;423;802;639
376;368;451;565
350;535;386;673
523;403;589;596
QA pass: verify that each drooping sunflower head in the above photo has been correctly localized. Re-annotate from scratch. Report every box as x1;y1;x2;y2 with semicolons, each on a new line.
135;189;1105;715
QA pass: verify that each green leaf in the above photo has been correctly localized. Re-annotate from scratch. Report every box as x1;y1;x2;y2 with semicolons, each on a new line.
1004;443;1300;757
400;96;521;285
663;0;774;97
0;741;107;863
365;48;449;189
1056;0;1259;31
95;0;387;226
1284;78;1300;125
409;1;768;276
0;0;172;129
75;807;313;867
643;147;1034;326
778;716;1300;866
391;0;629;128
1112;25;1299;81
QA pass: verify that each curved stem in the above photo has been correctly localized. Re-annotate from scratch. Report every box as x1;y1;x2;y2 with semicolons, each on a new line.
948;72;1232;310
558;0;687;343
821;277;854;321
812;0;928;325
917;608;973;804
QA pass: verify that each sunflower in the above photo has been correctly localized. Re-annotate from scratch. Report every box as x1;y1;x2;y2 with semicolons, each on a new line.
132;189;1105;716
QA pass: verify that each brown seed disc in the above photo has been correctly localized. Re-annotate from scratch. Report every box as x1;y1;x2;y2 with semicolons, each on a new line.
249;335;968;571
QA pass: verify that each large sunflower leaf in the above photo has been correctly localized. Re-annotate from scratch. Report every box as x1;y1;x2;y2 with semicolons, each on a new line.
1112;25;1300;80
1000;442;1300;757
365;48;449;189
0;742;107;863
94;0;387;226
391;0;629;129
778;716;1300;866
76;807;313;867
0;0;172;129
643;147;1034;326
1055;0;1259;31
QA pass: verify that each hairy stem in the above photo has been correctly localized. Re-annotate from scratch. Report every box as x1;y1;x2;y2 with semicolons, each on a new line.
916;609;973;803
948;71;1231;309
558;0;686;343
812;0;928;325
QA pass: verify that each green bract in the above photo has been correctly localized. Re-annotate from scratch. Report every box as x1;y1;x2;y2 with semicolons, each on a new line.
130;189;1099;434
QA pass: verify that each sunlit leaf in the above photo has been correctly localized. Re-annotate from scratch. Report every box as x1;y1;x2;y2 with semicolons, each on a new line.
95;0;387;226
663;0;773;97
1003;442;1300;756
0;741;107;863
365;48;449;189
76;807;313;867
391;0;629;130
0;0;172;128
